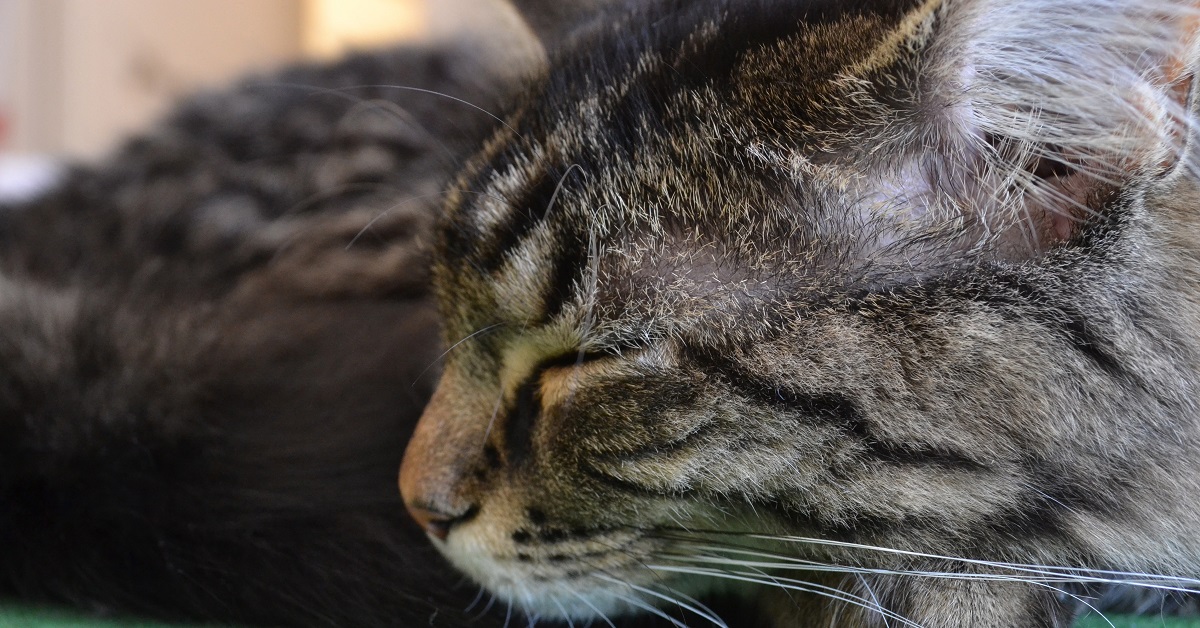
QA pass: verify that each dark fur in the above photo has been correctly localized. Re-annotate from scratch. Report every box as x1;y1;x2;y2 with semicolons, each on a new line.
0;43;514;627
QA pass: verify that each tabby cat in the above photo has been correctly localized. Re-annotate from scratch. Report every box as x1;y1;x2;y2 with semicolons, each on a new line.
4;0;1200;627
400;0;1200;626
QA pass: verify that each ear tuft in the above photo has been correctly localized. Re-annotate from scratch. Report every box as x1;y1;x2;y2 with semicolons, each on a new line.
919;0;1200;248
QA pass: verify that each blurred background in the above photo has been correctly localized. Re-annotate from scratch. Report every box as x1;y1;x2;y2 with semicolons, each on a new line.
0;0;535;160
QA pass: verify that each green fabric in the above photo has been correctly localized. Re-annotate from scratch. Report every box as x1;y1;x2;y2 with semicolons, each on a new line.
1076;616;1200;628
0;608;211;628
0;607;1197;627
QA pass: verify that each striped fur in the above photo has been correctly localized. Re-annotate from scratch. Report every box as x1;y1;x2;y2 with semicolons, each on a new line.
401;0;1200;625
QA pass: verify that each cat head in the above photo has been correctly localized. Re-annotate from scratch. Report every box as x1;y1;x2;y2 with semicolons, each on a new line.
401;0;1200;621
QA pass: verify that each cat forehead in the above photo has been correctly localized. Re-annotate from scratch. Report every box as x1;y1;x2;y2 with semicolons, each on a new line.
437;0;1191;340
441;0;944;263
432;0;961;339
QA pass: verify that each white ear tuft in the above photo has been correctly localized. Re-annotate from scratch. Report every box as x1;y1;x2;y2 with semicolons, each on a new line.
923;0;1200;246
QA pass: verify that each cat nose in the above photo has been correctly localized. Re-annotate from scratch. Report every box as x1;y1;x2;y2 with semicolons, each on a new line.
399;455;480;540
399;436;478;539
399;374;486;541
403;500;476;541
399;439;479;539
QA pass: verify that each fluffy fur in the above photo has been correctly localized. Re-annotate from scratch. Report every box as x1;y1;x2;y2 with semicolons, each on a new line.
402;0;1200;625
0;43;519;626
6;0;1200;626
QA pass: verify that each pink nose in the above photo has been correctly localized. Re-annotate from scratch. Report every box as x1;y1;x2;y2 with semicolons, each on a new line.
399;374;486;541
403;502;458;540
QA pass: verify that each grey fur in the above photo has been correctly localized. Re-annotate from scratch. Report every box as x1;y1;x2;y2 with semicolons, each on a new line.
3;0;1199;626
401;0;1200;625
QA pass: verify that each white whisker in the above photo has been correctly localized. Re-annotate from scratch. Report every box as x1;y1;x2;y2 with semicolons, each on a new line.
345;192;441;250
605;590;690;628
560;586;619;628
293;82;521;137
551;596;577;628
472;592;500;621
482;385;507;442
412;322;505;386
857;574;891;628
654;585;730;628
661;543;1200;594
593;574;728;628
748;534;1200;592
643;564;925;628
464;586;486;613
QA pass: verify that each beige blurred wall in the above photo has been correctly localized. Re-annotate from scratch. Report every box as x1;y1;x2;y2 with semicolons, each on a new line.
4;0;306;157
0;0;528;159
305;0;428;58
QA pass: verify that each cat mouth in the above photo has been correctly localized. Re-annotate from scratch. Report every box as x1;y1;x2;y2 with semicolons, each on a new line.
433;523;714;622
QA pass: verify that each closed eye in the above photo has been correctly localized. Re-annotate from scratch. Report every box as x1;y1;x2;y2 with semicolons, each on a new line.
502;350;614;466
539;349;617;373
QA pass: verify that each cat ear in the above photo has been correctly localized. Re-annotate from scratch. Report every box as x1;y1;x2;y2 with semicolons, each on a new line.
896;0;1200;248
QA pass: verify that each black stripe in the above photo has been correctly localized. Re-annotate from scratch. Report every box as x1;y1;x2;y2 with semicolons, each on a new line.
752;496;868;541
530;0;927;168
437;207;481;264
846;268;1130;379
579;463;692;500
689;347;984;472
540;228;588;322
778;388;984;471
591;422;718;466
983;273;1126;377
477;168;564;273
984;457;1132;547
501;351;611;467
503;375;540;468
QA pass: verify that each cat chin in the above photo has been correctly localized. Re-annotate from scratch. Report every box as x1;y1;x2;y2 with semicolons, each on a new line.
432;526;715;622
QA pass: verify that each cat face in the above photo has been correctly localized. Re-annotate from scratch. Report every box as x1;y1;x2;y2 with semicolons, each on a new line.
402;0;1200;623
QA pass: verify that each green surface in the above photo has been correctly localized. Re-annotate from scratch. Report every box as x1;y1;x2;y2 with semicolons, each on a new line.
0;608;209;628
1076;616;1200;628
1;608;1198;627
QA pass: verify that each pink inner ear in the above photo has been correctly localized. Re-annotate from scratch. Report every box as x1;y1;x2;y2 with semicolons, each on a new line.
998;136;1101;246
895;0;1200;257
839;137;1106;266
1051;205;1078;241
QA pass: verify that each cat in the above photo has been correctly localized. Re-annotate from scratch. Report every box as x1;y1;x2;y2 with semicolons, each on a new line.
398;0;1200;626
5;0;1200;627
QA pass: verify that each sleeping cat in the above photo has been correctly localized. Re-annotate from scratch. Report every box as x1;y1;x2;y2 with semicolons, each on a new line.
400;0;1200;626
4;0;1200;626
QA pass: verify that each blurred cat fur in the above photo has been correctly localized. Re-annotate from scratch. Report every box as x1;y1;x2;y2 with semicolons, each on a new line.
0;37;525;626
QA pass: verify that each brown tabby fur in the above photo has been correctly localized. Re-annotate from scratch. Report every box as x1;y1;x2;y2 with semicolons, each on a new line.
402;0;1200;625
4;0;1200;626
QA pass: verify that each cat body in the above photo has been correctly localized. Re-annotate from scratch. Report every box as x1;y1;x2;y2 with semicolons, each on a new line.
0;42;524;626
